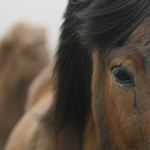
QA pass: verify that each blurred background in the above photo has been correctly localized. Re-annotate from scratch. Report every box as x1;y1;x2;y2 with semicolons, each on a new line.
0;1;68;149
0;0;68;57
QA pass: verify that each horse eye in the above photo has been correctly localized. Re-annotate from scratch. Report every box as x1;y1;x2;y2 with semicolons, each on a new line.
116;70;130;81
111;67;134;87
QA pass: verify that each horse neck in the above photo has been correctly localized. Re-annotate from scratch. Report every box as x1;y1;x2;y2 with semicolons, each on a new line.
83;109;99;150
0;61;28;149
50;110;99;150
53;126;82;150
0;61;28;104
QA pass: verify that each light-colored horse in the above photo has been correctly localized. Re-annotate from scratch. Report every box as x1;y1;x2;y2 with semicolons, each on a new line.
0;21;49;149
5;64;54;150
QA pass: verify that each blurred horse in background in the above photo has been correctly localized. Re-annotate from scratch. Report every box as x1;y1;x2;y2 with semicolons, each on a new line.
5;0;150;150
0;21;49;149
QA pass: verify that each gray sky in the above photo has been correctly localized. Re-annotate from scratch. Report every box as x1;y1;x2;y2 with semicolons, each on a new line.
0;0;68;55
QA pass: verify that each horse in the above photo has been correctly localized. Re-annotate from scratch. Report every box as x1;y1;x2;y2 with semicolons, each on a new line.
4;0;150;149
0;21;49;149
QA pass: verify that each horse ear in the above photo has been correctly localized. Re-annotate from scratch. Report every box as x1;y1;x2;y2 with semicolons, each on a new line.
0;21;24;59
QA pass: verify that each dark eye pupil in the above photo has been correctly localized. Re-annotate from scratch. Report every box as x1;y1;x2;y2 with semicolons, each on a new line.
112;67;134;87
115;70;130;81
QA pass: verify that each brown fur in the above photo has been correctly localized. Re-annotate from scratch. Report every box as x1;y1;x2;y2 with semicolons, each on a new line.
0;21;49;149
91;17;150;150
5;10;150;150
4;65;54;150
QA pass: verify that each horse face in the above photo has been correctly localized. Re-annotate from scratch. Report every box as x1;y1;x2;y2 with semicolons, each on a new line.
5;22;49;83
91;17;150;149
15;38;49;82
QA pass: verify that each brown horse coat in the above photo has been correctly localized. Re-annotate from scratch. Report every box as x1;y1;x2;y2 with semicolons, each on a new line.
4;65;54;150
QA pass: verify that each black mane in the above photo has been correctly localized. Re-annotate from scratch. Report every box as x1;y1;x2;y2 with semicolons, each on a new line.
78;0;150;50
52;0;150;133
53;0;92;132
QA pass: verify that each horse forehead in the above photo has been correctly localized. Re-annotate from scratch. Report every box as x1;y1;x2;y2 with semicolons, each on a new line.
105;16;150;70
106;45;143;65
126;16;150;46
103;46;148;77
